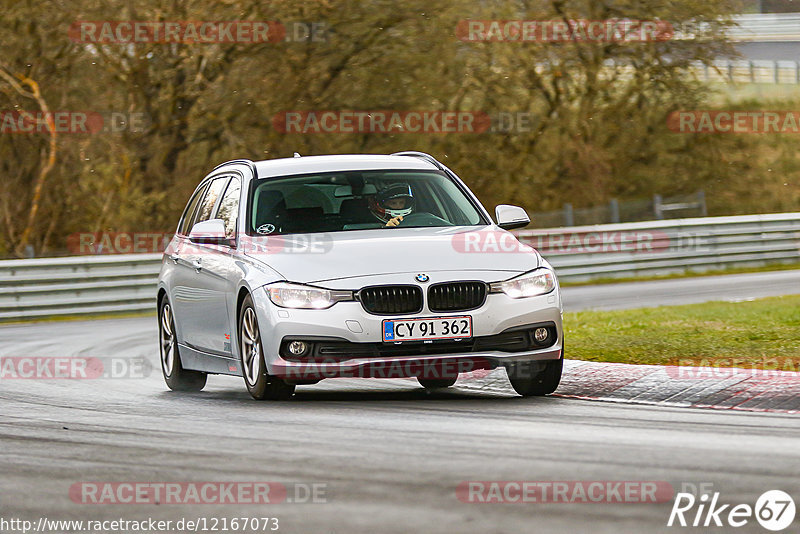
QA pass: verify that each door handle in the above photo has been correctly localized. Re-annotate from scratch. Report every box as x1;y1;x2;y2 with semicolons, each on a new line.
192;259;203;271
168;253;179;263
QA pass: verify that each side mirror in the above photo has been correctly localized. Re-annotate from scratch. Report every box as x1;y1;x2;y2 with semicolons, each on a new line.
188;219;233;246
495;205;530;230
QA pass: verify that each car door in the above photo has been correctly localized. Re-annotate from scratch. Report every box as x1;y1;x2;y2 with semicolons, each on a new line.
167;180;208;348
207;175;242;358
171;175;233;356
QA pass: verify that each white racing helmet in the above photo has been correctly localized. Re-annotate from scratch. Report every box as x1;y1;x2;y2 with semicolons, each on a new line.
370;183;415;222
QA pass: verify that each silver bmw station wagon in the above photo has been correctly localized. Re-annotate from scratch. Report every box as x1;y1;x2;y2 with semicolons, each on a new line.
157;152;563;400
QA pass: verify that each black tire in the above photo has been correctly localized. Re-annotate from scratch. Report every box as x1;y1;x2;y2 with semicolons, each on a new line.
417;376;458;389
159;297;207;392
506;357;563;397
239;294;295;401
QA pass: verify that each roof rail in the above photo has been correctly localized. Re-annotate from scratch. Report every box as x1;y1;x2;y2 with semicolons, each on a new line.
212;158;256;172
389;151;445;170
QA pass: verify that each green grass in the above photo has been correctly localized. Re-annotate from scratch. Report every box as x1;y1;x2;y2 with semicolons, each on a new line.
560;262;800;287
565;295;800;370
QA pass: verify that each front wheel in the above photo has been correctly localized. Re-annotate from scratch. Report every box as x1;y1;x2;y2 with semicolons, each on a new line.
159;298;207;392
506;357;563;397
239;294;295;401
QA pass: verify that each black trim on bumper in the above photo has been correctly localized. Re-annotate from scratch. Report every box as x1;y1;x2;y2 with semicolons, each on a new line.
279;322;558;363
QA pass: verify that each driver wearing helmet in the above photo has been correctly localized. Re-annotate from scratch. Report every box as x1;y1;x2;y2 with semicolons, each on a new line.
369;183;415;227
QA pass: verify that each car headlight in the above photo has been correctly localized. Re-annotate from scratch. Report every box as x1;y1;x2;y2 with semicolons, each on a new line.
490;269;556;298
266;282;353;309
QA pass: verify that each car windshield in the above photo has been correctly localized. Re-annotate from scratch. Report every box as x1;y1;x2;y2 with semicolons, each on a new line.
249;170;486;235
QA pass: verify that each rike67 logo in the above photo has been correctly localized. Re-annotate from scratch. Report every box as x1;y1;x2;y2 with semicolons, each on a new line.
668;488;795;531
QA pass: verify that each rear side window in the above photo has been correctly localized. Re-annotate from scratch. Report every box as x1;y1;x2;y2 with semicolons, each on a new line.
178;183;208;236
215;177;241;238
195;177;228;224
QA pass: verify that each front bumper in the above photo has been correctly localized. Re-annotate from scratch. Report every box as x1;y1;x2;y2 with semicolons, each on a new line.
252;284;563;379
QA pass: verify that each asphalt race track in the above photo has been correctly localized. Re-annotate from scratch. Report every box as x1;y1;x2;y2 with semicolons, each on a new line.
1;271;799;533
561;269;800;311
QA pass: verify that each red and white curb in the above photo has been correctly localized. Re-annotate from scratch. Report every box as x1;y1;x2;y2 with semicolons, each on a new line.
457;360;800;414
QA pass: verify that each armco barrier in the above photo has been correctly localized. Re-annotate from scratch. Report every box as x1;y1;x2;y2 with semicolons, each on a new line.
0;213;799;321
0;253;162;321
728;13;800;42
517;212;800;282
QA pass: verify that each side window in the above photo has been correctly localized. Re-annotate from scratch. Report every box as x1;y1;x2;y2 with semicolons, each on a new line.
215;177;241;238
178;183;208;236
195;177;227;224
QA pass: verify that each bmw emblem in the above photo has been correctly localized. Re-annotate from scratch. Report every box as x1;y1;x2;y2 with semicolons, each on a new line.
415;273;430;283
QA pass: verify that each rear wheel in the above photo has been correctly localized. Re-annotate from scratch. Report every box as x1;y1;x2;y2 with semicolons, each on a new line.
239;294;295;401
417;376;458;389
506;356;563;397
159;298;207;392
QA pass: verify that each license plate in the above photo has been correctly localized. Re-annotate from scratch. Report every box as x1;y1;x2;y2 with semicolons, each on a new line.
382;316;472;343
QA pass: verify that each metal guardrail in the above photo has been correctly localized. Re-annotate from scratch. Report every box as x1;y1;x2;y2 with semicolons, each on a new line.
0;254;161;321
518;212;800;282
729;13;800;42
0;213;798;321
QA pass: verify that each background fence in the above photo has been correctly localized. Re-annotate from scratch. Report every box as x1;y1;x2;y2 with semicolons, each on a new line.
0;212;798;321
697;59;800;84
530;191;706;228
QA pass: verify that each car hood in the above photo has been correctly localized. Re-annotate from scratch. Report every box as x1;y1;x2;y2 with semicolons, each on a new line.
242;226;540;284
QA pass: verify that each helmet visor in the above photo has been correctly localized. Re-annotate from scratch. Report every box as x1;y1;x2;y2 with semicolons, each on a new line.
378;183;414;211
381;196;413;210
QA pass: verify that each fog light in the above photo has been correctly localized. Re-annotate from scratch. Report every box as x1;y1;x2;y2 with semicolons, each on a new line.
534;328;549;344
288;341;308;356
